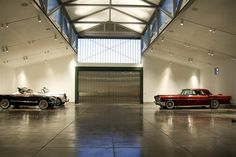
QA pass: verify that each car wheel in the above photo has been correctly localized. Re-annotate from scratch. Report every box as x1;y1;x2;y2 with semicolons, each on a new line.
0;99;11;109
39;100;49;110
165;100;175;109
210;100;220;109
56;98;62;106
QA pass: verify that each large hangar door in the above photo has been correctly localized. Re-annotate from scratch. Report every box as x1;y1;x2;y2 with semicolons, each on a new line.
76;67;143;104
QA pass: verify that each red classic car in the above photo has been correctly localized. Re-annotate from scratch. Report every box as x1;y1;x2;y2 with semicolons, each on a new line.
154;89;231;109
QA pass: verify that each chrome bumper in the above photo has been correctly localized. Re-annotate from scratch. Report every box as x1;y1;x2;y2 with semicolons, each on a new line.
154;101;165;107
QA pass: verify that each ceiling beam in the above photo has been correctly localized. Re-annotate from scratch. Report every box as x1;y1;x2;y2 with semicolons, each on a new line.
71;7;109;22
73;21;145;24
141;0;159;7
112;7;148;24
63;4;157;8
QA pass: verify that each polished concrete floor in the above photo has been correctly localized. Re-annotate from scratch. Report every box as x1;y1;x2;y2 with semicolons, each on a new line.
0;103;236;157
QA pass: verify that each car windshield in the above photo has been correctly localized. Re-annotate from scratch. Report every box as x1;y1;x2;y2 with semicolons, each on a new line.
18;87;33;94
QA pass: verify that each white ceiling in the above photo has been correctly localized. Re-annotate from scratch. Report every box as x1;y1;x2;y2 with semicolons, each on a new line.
1;0;236;69
0;0;75;67
145;0;236;69
62;0;159;34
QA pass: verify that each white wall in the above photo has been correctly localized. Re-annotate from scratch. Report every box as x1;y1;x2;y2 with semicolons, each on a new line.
16;55;77;101
0;65;16;94
143;53;200;102
200;61;236;104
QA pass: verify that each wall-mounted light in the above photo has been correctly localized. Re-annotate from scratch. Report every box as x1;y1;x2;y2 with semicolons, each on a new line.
54;34;57;40
5;23;9;28
23;56;28;61
5;46;8;53
3;60;8;64
44;50;50;54
231;57;236;61
209;27;215;33
208;50;214;57
180;19;184;26
38;16;42;23
188;58;193;63
1;24;3;29
2;46;5;53
161;37;164;42
184;43;191;48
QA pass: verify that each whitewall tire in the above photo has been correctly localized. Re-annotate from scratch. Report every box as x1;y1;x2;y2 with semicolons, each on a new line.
165;100;175;109
39;100;49;110
0;99;11;109
210;100;220;109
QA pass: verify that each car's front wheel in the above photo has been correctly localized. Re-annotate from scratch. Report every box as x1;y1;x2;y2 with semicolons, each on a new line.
165;100;175;109
210;100;220;109
38;100;49;110
0;99;11;109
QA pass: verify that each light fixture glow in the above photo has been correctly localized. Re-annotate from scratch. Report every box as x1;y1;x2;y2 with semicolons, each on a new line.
38;16;41;23
161;37;164;42
54;34;57;40
1;24;3;29
208;50;214;57
5;46;8;53
6;23;8;28
180;19;184;26
209;27;215;33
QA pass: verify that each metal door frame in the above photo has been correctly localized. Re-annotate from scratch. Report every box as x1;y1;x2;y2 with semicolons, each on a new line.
75;67;143;104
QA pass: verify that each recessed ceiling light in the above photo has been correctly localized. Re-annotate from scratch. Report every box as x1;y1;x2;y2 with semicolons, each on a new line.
169;30;174;33
45;28;51;31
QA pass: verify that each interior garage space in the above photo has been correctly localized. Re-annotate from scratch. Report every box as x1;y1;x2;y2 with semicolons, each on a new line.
1;0;236;157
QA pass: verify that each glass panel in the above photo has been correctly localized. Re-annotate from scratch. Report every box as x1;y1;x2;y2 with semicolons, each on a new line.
112;0;150;6
158;10;171;33
161;0;174;17
65;6;107;21
111;9;142;23
62;14;71;40
141;28;149;52
174;0;181;12
70;0;109;4
47;0;59;13
114;7;155;21
79;10;109;22
75;23;99;32
49;8;62;30
149;13;158;43
180;0;190;10
78;38;141;63
120;24;145;33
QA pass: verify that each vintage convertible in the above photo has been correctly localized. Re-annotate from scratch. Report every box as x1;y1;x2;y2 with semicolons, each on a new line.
0;87;57;110
154;88;231;109
40;87;69;106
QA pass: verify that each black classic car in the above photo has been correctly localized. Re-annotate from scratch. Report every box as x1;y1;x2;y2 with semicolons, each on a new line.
0;87;57;110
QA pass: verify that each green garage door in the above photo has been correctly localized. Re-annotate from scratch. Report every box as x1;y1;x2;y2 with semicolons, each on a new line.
76;67;143;104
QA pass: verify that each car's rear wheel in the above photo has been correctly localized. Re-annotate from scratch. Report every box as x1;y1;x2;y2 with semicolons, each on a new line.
0;99;11;109
210;100;220;109
39;100;49;110
165;100;175;109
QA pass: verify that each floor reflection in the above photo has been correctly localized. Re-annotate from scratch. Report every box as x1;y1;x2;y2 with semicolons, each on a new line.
0;103;236;157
